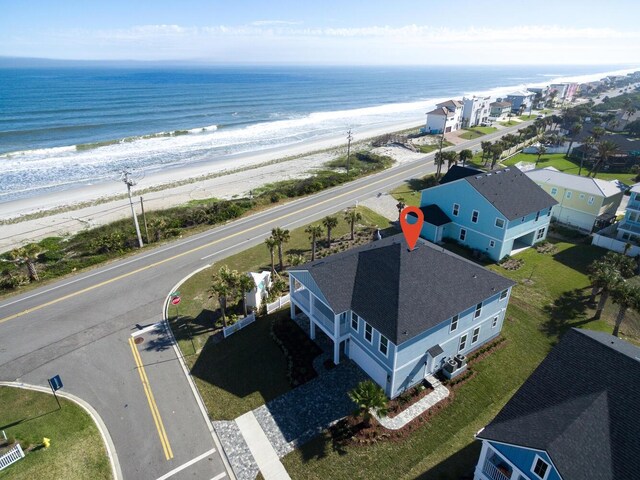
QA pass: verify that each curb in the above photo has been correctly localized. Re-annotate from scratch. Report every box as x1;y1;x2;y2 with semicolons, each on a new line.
162;265;237;480
0;381;123;480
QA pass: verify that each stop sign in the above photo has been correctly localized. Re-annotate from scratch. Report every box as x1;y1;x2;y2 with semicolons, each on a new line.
171;296;181;305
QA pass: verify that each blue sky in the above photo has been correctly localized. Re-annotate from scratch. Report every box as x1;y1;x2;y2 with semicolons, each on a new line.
1;0;639;64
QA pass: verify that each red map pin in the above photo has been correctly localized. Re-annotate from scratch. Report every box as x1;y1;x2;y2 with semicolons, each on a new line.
399;206;424;251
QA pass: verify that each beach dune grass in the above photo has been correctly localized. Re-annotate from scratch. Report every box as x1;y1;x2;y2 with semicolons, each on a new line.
0;386;112;480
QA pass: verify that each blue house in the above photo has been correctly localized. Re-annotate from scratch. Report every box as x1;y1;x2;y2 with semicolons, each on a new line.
288;235;515;398
474;328;640;480
419;167;558;261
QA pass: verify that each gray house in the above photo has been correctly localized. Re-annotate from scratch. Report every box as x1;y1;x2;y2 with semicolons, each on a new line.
288;235;515;398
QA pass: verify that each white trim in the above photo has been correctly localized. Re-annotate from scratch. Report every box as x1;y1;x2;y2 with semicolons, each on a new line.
474;302;483;319
495;217;505;229
349;335;393;373
471;326;480;344
503;219;552;242
489;239;495;248
458;333;468;352
531;454;551;480
453;222;502;242
379;335;389;357
452;203;460;216
351;312;359;332
364;322;374;344
500;289;509;301
492;316;499;328
449;314;459;333
459;227;467;241
471;209;479;223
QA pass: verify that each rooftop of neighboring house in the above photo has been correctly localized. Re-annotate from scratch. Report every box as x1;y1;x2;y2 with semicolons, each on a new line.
436;99;463;111
630;183;640;194
439;165;484;185
490;101;512;108
418;204;451;226
426;106;451;117
478;328;640;480
525;167;624;197
289;234;514;345
506;90;534;98
574;123;640;153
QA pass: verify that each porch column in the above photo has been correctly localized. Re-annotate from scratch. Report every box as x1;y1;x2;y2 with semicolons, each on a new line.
333;340;340;365
310;320;316;340
474;440;490;480
290;301;295;319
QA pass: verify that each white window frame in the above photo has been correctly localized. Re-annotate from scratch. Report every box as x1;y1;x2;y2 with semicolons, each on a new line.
536;227;546;240
495;217;505;229
452;203;460;216
547;209;551;217
471;210;479;223
489;239;495;248
379;335;389;357
472;326;480;344
459;228;467;241
474;302;482;319
579;193;585;200
351;312;359;332
588;196;595;205
550;187;558;195
364;323;373;344
458;334;468;352
535;211;540;221
500;289;508;300
566;191;572;199
492;316;499;328
450;314;459;333
531;454;551;480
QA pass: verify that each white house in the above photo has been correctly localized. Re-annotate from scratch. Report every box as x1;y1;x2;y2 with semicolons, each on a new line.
462;96;492;128
425;99;463;134
245;271;271;309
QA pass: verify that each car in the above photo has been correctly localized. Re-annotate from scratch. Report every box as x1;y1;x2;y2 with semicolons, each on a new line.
536;114;545;119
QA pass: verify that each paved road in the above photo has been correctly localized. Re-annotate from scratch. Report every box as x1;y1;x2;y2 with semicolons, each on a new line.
0;120;531;480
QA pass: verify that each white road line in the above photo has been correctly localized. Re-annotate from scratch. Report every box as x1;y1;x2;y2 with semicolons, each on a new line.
131;322;163;337
200;235;262;260
211;473;227;480
155;448;217;480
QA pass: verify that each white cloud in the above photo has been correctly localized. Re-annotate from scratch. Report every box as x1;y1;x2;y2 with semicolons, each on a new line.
250;20;303;26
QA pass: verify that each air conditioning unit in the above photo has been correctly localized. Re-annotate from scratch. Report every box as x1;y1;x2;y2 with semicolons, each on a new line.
444;358;457;373
455;354;467;368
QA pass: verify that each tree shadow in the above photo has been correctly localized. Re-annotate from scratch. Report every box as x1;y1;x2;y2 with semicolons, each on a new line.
552;244;606;275
285;248;307;256
542;287;593;337
415;440;480;479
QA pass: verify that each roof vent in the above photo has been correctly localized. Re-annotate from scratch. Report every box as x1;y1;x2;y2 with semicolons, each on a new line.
475;175;483;179
496;171;502;174
486;173;492;176
473;274;478;279
504;168;510;172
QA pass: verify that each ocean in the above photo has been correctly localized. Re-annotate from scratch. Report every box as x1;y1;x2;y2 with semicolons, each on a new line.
0;64;635;203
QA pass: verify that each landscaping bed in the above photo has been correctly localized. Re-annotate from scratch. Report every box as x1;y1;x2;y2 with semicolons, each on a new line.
386;382;433;418
271;316;323;386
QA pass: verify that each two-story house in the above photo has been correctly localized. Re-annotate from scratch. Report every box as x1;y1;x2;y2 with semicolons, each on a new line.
288;235;515;399
505;90;536;114
419;167;558;261
425;99;463;134
525;167;624;232
474;328;639;480
616;183;640;243
462;96;492;128
489;101;512;120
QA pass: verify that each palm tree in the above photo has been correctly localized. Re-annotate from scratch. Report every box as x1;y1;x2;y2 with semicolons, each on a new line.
490;143;503;169
396;201;406;222
322;215;339;247
348;380;388;428
304;224;324;261
535;145;547;167
271;227;290;271
565;123;582;158
434;151;445;179
264;236;278;276
592;267;621;320
210;266;239;328
459;149;473;167
344;208;363;241
237;273;256;317
445;151;457;171
610;282;640;337
148;217;167;242
480;141;492;165
590;140;618;177
8;244;42;282
591;126;605;141
579;136;595;176
287;253;306;266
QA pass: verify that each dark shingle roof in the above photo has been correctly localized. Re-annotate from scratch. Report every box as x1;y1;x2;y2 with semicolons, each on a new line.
440;165;484;185
464;168;558;220
292;234;514;345
419;205;451;226
478;328;640;480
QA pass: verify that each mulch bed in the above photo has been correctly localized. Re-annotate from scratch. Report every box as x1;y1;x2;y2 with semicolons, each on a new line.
386;382;434;418
271;317;322;387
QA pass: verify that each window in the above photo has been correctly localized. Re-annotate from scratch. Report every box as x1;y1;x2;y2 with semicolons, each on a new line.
535;211;540;221
547;209;551;217
622;232;631;241
579;193;585;200
364;323;373;343
450;314;459;333
459;228;467;241
452;203;460;216
550;187;558;195
471;210;479;223
458;334;468;352
492;316;499;328
536;227;546;240
495;217;505;229
531;456;550;480
500;289;508;300
379;335;389;356
588;196;595;205
472;327;480;343
566;191;572;199
630;212;639;223
474;302;482;319
521;216;525;223
489;239;495;248
351;312;359;332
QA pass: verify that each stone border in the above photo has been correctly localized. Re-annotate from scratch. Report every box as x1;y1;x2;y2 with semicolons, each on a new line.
0;381;123;480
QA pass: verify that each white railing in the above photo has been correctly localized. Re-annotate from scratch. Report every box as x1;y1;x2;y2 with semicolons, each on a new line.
0;444;25;471
267;294;290;314
483;459;512;480
222;313;256;338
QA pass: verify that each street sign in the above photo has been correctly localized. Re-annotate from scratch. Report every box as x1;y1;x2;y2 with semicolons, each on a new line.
171;296;181;305
48;375;63;391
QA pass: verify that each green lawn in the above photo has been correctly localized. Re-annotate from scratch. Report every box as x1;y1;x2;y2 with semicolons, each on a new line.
280;241;640;479
502;153;637;184
0;387;112;480
418;140;453;154
499;119;520;127
459;127;497;140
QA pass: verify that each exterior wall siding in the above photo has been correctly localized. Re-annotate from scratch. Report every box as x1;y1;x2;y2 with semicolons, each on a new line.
488;441;562;480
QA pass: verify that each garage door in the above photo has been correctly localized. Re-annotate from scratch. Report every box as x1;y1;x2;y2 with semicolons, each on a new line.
349;341;388;388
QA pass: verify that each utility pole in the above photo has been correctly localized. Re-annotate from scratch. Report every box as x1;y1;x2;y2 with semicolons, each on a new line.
346;129;353;176
140;197;150;244
436;129;445;180
121;170;144;248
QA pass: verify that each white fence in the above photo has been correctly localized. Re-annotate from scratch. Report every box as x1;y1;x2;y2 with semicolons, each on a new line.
267;294;290;314
0;444;25;471
592;226;640;256
222;313;256;338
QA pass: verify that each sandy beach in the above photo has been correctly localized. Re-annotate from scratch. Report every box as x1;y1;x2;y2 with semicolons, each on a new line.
0;120;426;251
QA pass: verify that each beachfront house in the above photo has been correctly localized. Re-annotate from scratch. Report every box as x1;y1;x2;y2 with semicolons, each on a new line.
525;167;624;232
418;167;558;260
462;96;492;128
425;100;463;134
474;328;640;480
489;101;512;120
505;90;536;114
592;183;640;256
288;235;515;399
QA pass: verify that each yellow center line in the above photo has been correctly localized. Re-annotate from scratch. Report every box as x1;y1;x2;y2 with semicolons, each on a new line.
0;161;429;325
128;337;174;460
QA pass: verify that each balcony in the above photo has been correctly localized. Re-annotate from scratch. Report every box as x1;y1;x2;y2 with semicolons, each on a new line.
483;458;512;480
626;200;640;211
291;290;310;312
617;221;640;235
